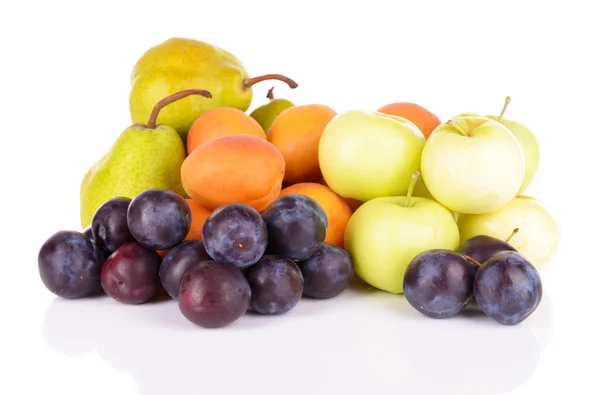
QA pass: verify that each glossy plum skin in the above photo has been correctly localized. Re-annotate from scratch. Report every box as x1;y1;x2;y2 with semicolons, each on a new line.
178;261;251;328
38;231;104;299
457;235;517;270
202;203;268;269
298;243;354;299
127;189;191;250
403;249;475;318
474;251;542;325
159;240;211;299
244;255;304;315
261;194;328;261
91;197;135;253
82;225;110;265
100;242;162;304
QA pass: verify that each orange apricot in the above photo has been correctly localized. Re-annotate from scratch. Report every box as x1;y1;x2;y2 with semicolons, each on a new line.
279;182;352;249
181;135;285;212
186;107;266;154
377;102;441;139
267;104;337;184
318;178;363;213
184;199;212;241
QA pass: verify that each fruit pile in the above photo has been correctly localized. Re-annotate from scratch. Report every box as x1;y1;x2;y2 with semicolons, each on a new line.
39;37;560;329
39;189;353;328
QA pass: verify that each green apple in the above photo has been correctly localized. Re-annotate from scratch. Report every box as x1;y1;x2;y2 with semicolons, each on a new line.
457;195;560;270
485;97;540;194
421;116;525;215
318;110;425;202
344;172;460;294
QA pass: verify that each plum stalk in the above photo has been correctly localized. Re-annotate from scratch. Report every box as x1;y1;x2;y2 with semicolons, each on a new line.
146;89;213;129
464;256;482;267
505;227;519;243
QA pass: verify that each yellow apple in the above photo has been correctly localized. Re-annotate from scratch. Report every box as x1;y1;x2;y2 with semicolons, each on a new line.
344;173;460;294
318;110;425;202
457;195;560;270
486;97;540;194
421;116;525;215
455;97;541;194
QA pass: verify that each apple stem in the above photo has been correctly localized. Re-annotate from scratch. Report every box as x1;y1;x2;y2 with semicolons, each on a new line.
405;171;420;207
243;74;299;90
446;120;469;137
497;96;512;122
146;89;212;129
464;255;482;267
267;87;275;100
505;227;519;243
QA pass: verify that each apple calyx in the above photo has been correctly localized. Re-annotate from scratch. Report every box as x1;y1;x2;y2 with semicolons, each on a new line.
146;89;213;129
505;227;519;243
497;96;512;122
464;255;482;267
446;120;469;137
405;171;421;207
267;87;275;100
243;74;299;90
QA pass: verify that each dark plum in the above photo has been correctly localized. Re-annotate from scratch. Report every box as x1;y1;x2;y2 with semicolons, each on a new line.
91;197;135;253
244;255;304;315
100;242;162;304
178;260;251;328
298;243;354;299
202;203;268;269
127;189;191;250
474;251;542;325
261;194;327;261
159;240;212;299
457;228;519;270
38;230;103;298
403;249;475;319
82;225;110;265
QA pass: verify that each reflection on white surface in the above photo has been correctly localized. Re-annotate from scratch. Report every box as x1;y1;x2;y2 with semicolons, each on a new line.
41;281;553;395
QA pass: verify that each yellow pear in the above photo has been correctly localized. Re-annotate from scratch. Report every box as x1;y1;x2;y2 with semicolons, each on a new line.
129;37;297;140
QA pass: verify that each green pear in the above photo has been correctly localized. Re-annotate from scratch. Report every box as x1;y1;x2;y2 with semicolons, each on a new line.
80;89;212;228
129;38;298;140
249;87;295;133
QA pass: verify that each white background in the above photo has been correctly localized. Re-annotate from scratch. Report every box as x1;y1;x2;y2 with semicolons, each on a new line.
1;1;599;394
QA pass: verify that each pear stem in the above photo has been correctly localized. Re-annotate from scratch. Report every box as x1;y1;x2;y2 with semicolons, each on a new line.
147;89;212;129
243;74;298;90
464;256;482;267
267;87;275;100
446;120;469;137
505;227;519;243
497;96;512;122
405;171;420;208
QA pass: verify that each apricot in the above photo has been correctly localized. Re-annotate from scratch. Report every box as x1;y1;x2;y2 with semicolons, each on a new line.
267;104;337;184
184;199;212;241
279;182;352;249
377;102;441;139
318;178;363;213
186;107;265;154
181;135;285;212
